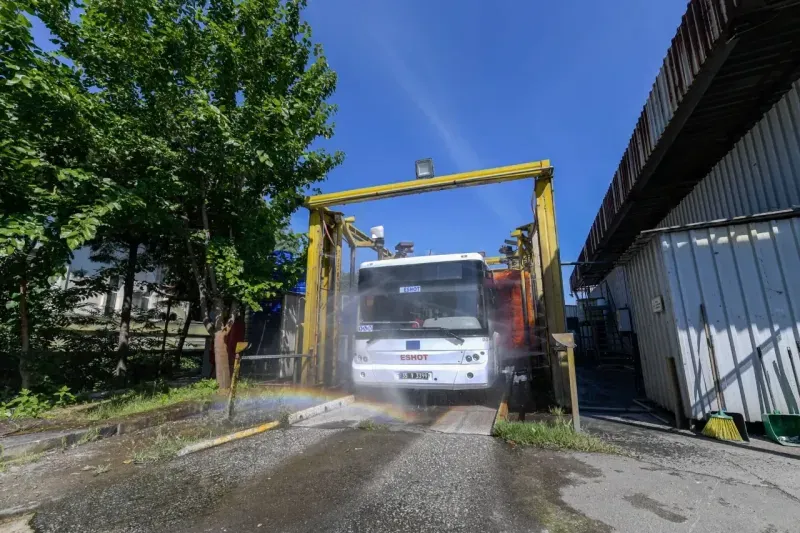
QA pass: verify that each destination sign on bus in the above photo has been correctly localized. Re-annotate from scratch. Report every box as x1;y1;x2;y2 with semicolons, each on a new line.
399;285;422;293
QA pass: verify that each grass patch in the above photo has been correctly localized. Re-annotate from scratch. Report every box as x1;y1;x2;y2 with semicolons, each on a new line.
0;451;44;471
85;379;229;421
278;409;292;428
130;431;200;464
91;463;110;476
357;419;388;431
493;417;620;454
76;427;101;445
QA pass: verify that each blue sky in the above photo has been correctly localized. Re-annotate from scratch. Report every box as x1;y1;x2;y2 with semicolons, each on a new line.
296;0;688;298
37;1;689;298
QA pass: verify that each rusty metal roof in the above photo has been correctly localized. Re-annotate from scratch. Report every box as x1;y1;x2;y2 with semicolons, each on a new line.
570;0;800;290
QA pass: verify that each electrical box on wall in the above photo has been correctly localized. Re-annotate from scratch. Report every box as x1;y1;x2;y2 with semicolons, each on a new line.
651;296;664;313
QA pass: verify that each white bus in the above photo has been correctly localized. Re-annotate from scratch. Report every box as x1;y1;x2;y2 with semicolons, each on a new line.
352;253;503;390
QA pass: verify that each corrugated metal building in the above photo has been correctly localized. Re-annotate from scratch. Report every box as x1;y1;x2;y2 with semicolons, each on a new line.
570;0;800;422
622;213;800;422
570;0;800;289
617;81;800;421
660;80;800;228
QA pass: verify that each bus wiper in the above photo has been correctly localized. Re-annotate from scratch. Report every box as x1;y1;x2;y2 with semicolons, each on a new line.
419;327;464;345
363;323;414;345
366;329;391;345
363;325;464;346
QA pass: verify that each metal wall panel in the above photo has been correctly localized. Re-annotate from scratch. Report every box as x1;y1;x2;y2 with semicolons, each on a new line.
659;218;800;422
565;305;578;319
661;80;800;228
590;266;630;311
279;293;305;378
625;238;684;413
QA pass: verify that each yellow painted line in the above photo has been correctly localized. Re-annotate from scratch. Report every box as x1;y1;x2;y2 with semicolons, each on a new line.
177;421;280;457
175;395;355;457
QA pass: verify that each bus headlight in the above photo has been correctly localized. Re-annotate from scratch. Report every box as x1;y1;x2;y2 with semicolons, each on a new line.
465;355;472;362
473;354;480;361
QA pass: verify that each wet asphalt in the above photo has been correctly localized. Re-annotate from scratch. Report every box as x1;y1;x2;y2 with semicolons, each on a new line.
24;401;800;533
30;423;608;533
33;412;620;532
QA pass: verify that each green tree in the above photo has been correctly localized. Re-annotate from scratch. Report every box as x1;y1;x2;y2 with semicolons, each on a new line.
41;0;341;388
0;2;126;387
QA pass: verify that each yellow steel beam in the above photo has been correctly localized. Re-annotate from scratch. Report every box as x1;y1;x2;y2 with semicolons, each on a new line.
485;256;506;265
301;209;324;385
329;218;344;386
343;220;393;258
535;176;569;405
316;212;336;386
305;160;553;208
516;232;532;351
342;222;356;248
301;208;339;386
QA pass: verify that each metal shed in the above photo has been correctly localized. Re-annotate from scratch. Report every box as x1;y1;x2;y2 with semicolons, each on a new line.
571;0;800;290
625;211;800;422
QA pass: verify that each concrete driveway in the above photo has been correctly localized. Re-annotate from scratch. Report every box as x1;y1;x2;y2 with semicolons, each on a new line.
8;400;800;533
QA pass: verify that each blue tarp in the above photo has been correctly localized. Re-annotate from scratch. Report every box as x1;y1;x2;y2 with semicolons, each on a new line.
273;250;305;294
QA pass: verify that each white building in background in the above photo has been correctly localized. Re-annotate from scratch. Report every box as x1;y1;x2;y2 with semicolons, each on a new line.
55;246;190;322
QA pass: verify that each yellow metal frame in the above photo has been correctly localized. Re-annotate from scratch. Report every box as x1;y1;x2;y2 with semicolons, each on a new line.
306;161;552;208
300;160;571;406
534;177;569;405
299;210;391;386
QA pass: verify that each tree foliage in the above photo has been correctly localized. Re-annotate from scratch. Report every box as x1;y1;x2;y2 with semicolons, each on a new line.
2;0;341;389
0;1;132;386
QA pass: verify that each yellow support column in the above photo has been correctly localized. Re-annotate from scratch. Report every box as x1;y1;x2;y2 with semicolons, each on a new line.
301;209;324;386
328;217;344;387
316;211;335;386
513;230;532;351
534;175;569;406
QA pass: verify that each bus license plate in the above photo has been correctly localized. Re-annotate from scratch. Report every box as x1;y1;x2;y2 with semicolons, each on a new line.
399;372;430;380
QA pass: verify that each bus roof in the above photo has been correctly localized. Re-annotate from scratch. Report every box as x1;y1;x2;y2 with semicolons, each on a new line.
360;253;486;270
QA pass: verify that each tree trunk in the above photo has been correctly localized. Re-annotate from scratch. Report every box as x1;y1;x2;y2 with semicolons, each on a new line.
174;301;194;371
114;240;138;378
213;298;231;389
159;299;172;376
19;278;31;389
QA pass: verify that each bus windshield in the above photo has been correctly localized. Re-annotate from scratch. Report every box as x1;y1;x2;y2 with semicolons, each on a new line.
358;260;486;332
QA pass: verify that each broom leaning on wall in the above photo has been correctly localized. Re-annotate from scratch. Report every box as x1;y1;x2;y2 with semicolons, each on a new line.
699;304;743;442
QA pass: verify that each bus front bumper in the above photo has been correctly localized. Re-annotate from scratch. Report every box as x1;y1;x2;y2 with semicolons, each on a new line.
351;362;492;390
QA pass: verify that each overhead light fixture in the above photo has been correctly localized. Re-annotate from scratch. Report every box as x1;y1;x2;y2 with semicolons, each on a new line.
415;158;434;180
504;239;517;245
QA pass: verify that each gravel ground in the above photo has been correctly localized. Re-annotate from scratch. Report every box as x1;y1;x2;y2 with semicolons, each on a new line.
33;427;337;533
32;426;607;533
14;404;800;533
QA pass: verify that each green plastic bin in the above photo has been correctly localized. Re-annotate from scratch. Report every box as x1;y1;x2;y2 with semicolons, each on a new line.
763;413;800;446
